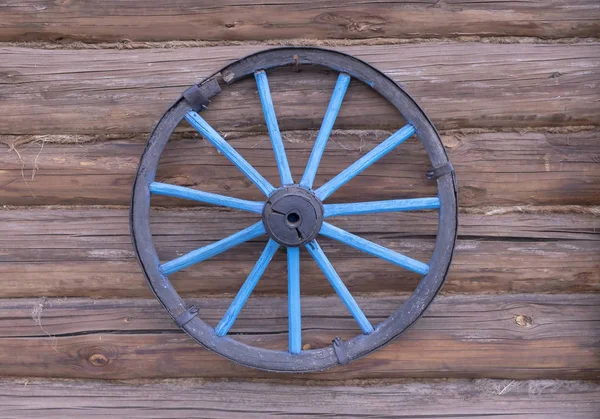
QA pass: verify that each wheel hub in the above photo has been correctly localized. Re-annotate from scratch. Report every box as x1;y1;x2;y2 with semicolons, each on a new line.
262;186;323;247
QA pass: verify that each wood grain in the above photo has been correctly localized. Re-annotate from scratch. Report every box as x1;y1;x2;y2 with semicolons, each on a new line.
0;294;598;380
1;130;599;207
1;43;599;134
1;0;599;42
0;208;598;298
1;378;599;419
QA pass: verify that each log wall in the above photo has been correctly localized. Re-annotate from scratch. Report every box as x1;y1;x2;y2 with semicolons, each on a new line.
0;1;598;416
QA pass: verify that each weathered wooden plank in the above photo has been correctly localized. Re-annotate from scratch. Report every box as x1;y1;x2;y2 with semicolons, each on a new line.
1;378;599;419
0;208;598;298
0;295;598;380
1;43;598;134
1;130;599;207
2;0;599;42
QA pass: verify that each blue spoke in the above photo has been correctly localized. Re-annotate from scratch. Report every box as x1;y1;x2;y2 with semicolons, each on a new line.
160;221;265;276
255;70;294;186
300;73;351;189
287;246;301;354
305;240;373;334
315;124;415;200
320;222;429;276
185;110;275;196
150;182;264;214
324;197;440;218
215;239;280;336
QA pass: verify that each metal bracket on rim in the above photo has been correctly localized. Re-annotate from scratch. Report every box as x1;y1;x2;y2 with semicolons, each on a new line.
333;337;350;365
175;305;200;327
426;162;455;180
182;79;222;112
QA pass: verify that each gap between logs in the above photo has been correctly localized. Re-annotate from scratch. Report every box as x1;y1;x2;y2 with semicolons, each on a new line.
1;36;599;50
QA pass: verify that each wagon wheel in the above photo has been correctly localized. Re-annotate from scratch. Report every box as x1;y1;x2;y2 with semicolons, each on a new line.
131;47;458;372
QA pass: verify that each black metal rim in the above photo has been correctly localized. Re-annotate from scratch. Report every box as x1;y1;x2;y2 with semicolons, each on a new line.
130;47;458;372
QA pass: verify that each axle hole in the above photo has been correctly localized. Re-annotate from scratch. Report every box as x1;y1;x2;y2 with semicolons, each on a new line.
286;212;301;226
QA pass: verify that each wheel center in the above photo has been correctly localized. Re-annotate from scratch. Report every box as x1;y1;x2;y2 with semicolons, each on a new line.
285;211;301;227
262;186;323;247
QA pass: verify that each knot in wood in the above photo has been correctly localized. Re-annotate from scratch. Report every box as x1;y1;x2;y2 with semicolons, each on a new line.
515;314;533;328
88;352;109;367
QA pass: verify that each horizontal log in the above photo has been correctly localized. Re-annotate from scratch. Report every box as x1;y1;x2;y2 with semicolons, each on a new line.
2;0;599;42
1;130;599;207
0;294;598;380
1;378;599;419
1;43;599;134
0;208;598;298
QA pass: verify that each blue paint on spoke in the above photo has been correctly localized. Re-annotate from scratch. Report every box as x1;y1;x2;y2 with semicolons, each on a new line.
150;182;264;214
287;246;302;354
305;240;373;334
320;222;429;276
160;221;266;276
315;124;415;200
215;239;280;336
255;70;294;186
185;111;275;196
300;73;351;189
324;197;440;218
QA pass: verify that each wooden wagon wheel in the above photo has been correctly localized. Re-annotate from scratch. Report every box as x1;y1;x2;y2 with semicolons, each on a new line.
130;47;458;372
